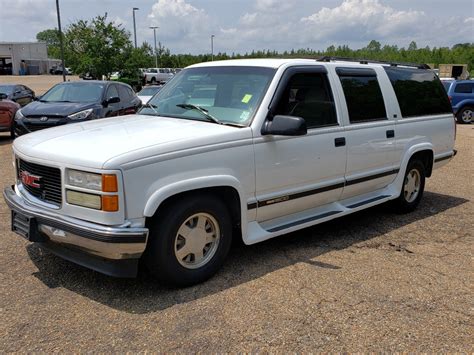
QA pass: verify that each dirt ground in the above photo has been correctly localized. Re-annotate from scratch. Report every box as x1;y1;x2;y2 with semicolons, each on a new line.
0;75;81;95
0;125;472;352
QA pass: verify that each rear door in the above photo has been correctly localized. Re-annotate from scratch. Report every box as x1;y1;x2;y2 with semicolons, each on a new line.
333;67;397;200
118;85;139;115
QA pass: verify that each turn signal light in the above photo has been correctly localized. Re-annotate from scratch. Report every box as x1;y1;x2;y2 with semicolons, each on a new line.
102;195;119;212
102;174;118;192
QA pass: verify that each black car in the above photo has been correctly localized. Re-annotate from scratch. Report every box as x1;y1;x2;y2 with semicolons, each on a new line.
14;81;141;136
0;84;35;107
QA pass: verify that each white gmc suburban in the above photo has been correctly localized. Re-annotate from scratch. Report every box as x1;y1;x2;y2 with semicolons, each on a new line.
4;58;456;286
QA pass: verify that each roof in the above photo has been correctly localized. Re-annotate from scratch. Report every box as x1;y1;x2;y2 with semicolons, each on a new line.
187;58;431;70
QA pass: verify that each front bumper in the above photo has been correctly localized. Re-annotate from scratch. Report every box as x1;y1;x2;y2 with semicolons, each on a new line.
3;185;148;277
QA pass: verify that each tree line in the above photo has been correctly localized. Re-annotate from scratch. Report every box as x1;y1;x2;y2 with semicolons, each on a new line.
37;14;474;78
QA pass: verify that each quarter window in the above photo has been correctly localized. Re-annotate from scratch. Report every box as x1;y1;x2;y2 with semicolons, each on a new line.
454;83;474;93
274;72;337;128
384;67;452;117
337;69;387;123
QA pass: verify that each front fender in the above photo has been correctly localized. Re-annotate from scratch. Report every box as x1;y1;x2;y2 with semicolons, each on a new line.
143;174;246;219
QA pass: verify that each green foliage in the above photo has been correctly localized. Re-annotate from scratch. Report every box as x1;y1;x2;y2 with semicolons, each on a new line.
36;29;61;58
64;14;131;78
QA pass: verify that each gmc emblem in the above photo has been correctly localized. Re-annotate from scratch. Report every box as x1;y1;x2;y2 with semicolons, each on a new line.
20;171;42;188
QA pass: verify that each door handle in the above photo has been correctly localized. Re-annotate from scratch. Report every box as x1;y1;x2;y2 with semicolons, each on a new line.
386;130;395;138
334;137;346;147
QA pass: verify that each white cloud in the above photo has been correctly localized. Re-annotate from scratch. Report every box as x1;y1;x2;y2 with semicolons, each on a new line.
0;0;56;41
301;0;425;41
147;0;210;45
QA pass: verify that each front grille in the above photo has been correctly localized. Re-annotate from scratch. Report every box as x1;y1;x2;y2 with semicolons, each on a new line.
17;159;62;206
24;124;61;132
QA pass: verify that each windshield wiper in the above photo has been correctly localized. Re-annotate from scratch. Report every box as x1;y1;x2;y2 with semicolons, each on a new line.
176;103;221;124
141;102;159;114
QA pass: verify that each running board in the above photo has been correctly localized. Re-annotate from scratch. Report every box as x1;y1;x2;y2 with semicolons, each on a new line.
346;195;391;209
267;210;341;233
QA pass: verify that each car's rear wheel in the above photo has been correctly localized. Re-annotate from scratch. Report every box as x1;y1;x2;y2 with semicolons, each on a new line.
457;106;473;124
392;159;426;213
144;194;232;286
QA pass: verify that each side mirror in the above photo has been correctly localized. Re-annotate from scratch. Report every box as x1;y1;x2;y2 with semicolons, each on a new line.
261;115;307;136
103;96;120;107
0;93;7;100
34;95;41;101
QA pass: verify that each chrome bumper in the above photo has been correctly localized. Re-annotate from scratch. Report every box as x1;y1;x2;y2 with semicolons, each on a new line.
3;185;148;277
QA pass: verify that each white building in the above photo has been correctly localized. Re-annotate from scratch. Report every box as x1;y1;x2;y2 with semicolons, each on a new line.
0;42;60;75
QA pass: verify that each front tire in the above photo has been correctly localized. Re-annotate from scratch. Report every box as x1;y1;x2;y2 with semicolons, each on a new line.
392;159;426;213
457;106;473;124
144;194;232;286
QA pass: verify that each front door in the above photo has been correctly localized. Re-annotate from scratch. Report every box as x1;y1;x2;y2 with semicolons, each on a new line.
254;67;347;222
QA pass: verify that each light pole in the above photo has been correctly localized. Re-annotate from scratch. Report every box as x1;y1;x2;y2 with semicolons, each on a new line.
55;0;66;82
132;7;139;48
150;26;159;68
211;34;215;61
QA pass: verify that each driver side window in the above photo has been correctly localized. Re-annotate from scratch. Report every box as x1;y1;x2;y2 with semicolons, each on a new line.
274;72;337;129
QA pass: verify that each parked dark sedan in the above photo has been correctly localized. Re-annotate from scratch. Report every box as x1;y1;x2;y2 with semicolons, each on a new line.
0;84;35;106
14;80;141;136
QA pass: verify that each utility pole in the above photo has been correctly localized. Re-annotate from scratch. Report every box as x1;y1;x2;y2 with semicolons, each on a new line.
55;0;66;82
132;7;139;48
211;34;215;61
150;26;159;68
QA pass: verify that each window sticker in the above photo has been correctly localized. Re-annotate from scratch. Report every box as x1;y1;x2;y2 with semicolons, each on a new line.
241;94;252;103
240;111;250;120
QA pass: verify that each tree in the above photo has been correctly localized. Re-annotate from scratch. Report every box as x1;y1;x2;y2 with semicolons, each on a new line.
36;29;61;58
64;14;132;78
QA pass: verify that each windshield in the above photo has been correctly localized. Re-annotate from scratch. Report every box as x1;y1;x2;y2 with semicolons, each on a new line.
41;83;104;103
0;85;13;95
139;86;162;96
139;66;276;126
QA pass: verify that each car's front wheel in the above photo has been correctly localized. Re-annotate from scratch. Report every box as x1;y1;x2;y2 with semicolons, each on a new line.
144;194;233;286
457;106;473;124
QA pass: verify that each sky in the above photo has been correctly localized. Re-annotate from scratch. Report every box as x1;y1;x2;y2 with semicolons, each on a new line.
0;0;473;54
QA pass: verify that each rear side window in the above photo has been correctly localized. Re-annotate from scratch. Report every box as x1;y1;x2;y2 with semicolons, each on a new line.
384;67;452;117
337;68;387;123
454;83;474;93
118;85;133;101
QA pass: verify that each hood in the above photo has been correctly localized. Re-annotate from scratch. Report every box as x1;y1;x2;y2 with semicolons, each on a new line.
21;101;100;117
13;114;250;169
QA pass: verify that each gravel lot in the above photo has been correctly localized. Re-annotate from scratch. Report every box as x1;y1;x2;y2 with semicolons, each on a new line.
0;126;472;352
0;75;81;95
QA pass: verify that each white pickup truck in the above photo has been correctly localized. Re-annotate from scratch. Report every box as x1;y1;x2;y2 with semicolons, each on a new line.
4;58;456;286
144;68;174;84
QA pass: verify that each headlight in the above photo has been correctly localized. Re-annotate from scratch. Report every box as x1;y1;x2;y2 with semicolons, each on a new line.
15;109;25;120
66;170;119;211
68;108;93;120
66;169;118;192
66;169;102;190
66;190;102;209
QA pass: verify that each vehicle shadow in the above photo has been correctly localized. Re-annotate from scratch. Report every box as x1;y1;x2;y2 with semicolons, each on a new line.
27;191;468;313
0;134;13;146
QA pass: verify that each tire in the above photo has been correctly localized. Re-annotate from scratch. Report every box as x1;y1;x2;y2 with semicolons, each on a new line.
144;194;233;287
456;106;473;124
10;125;15;139
392;159;426;213
150;77;156;84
